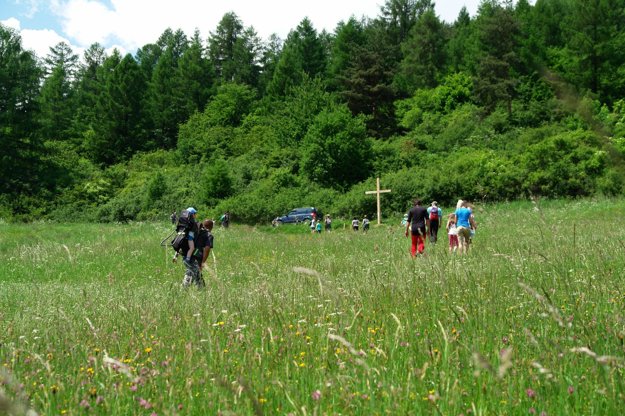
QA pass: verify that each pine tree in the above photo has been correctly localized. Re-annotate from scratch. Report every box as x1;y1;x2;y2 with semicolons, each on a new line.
473;1;521;115
178;30;215;115
397;8;446;93
208;12;262;86
72;43;106;140
39;42;79;141
0;24;43;195
267;18;327;97
147;29;189;149
88;52;147;164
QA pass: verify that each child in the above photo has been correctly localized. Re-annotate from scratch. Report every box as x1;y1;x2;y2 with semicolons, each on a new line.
446;213;458;253
362;215;370;233
310;218;316;233
352;217;359;231
316;220;322;233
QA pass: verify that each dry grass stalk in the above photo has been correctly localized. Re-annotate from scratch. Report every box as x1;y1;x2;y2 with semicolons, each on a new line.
570;347;624;368
519;282;570;328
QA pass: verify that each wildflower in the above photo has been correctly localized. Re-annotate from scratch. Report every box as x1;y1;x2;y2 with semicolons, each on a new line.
526;388;536;399
529;408;536;414
144;347;152;354
79;399;90;409
130;384;138;392
259;397;267;404
502;336;509;344
311;390;321;401
568;385;574;395
138;397;152;409
96;396;104;405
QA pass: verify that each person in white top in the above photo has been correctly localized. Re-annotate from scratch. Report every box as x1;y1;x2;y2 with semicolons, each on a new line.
352;217;359;231
446;213;458;253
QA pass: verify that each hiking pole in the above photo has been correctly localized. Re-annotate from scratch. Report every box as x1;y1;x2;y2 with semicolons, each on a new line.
160;230;176;246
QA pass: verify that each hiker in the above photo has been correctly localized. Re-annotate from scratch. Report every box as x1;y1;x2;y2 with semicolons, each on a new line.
446;213;458;253
362;215;370;233
405;199;429;257
352;217;359;231
220;211;230;228
310;217;317;233
324;214;332;232
454;200;477;255
315;219;322;233
427;201;442;243
181;219;214;288
170;211;177;224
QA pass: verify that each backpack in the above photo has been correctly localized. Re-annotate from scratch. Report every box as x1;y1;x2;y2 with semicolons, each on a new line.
429;207;439;221
170;209;195;253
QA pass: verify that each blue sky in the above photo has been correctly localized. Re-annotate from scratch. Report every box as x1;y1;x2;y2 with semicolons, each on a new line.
1;0;484;60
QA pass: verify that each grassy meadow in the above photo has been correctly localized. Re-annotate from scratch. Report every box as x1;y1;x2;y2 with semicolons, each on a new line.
1;198;625;415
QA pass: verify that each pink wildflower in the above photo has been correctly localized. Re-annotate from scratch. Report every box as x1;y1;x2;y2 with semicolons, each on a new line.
311;390;321;401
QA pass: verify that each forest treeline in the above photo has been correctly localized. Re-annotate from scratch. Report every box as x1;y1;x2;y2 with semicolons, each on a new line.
2;0;625;223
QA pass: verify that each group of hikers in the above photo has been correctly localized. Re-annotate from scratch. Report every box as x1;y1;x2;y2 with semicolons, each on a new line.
168;198;476;287
405;199;477;257
309;213;334;233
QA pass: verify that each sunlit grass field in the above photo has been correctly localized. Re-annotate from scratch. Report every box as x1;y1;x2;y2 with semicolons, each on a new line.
1;198;625;415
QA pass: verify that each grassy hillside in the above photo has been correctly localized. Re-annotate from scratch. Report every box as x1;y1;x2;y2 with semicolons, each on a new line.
1;198;624;415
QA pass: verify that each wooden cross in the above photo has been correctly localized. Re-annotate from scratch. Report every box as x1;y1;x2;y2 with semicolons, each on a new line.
365;177;391;225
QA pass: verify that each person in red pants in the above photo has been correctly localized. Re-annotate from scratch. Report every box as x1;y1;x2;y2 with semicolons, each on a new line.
405;199;430;257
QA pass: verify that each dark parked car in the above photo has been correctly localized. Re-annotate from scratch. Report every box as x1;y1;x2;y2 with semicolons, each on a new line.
273;207;320;225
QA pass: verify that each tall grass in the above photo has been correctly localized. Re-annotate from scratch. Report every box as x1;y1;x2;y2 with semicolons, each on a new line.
1;198;624;415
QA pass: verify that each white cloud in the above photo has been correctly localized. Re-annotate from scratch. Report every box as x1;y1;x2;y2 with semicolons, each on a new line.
54;0;383;52
4;17;72;59
55;0;118;46
20;27;75;58
2;17;21;30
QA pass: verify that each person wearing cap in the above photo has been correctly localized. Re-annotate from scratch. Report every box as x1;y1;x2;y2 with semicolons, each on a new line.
427;201;442;243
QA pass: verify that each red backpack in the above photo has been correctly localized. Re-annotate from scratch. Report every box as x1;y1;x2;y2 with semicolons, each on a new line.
429;207;439;221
